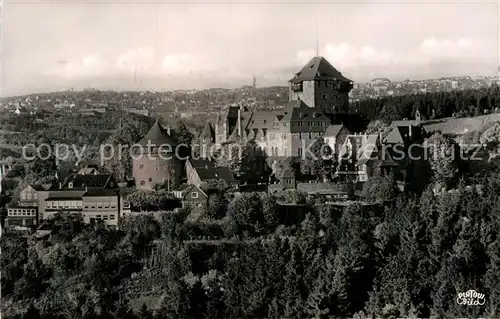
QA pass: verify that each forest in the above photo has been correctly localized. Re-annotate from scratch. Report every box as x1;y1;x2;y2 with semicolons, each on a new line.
3;150;500;317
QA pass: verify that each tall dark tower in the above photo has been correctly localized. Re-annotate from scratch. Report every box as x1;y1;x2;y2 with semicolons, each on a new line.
288;56;353;115
253;75;257;89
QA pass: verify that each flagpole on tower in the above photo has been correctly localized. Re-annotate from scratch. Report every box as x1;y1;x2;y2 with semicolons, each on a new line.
316;19;319;56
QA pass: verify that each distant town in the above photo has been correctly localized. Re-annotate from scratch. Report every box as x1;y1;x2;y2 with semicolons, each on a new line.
2;74;499;124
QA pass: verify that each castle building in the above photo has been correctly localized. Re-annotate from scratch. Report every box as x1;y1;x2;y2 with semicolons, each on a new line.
132;119;182;190
214;56;354;158
288;56;353;114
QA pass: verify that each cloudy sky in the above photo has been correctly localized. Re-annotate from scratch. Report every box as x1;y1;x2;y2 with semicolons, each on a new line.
1;0;499;96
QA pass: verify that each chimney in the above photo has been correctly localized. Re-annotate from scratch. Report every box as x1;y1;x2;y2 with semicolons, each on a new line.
58;182;62;189
409;124;412;138
167;126;171;136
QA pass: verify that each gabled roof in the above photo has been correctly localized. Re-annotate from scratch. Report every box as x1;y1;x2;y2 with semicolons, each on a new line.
189;158;214;170
214;167;236;183
60;173;116;189
384;125;426;145
324;124;345;138
82;189;119;197
181;184;208;200
289;56;352;84
46;190;87;200
297;182;354;195
136;119;176;146
29;184;46;191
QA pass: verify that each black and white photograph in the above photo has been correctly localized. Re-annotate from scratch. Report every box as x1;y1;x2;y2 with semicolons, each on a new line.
0;0;499;318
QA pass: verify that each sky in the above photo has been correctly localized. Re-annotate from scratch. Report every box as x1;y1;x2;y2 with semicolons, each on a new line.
1;0;499;96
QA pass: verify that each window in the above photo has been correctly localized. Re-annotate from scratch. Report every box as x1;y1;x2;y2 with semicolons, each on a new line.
320;122;324;127
298;121;303;127
298;148;303;156
97;204;103;209
84;205;89;209
281;134;287;140
155;167;159;171
104;203;109;208
140;181;145;185
103;215;109;220
91;205;96;209
284;147;287;156
323;93;328;100
192;192;199;199
149;178;153;182
111;204;116;208
96;215;101;219
308;122;312;127
196;203;202;207
139;164;144;169
110;215;115;220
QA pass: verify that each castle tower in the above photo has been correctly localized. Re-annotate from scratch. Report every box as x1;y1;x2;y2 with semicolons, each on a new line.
198;122;215;158
132;119;182;190
288;56;353;115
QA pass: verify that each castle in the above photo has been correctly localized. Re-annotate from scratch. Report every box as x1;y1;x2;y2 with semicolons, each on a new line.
213;56;354;157
131;56;355;189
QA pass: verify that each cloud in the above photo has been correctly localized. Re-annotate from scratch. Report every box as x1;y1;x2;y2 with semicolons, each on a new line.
115;47;155;72
295;42;398;71
161;53;213;75
46;54;109;78
418;37;477;59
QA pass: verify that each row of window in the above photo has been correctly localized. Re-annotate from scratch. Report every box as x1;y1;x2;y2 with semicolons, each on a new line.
296;121;324;127
268;132;322;141
46;202;117;210
8;211;36;217
84;203;117;210
46;201;82;209
89;214;116;222
20;192;38;200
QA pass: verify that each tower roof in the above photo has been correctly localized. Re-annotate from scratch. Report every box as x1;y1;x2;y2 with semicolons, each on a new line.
137;119;176;146
199;122;215;140
289;56;352;84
